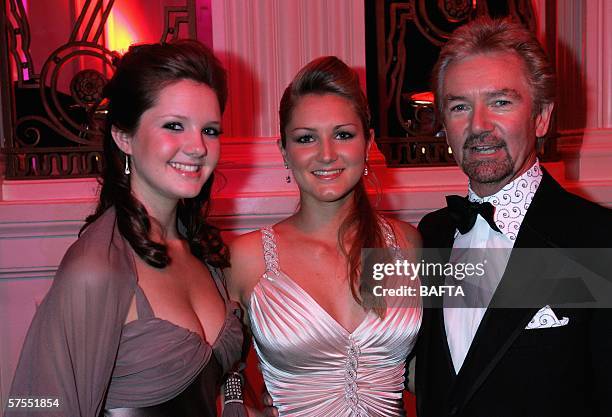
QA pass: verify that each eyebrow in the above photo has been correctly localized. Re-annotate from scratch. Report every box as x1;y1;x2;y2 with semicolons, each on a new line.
444;94;466;103
159;114;189;120
159;114;221;125
486;89;523;100
444;89;523;102
334;123;357;129
290;123;357;133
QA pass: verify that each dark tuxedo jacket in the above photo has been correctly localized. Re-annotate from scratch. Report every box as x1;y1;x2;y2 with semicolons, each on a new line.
414;169;612;417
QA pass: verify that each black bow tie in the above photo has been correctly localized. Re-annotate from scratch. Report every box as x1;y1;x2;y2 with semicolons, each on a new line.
446;195;501;235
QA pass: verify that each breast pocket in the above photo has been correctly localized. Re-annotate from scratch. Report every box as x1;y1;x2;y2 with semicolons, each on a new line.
511;310;587;350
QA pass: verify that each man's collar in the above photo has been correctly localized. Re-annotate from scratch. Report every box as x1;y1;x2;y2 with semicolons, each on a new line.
467;160;543;241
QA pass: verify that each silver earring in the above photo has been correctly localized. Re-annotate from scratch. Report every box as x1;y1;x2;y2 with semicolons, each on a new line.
364;160;368;176
284;161;291;183
124;154;131;175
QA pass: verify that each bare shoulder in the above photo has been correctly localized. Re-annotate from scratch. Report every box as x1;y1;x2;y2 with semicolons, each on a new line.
226;229;266;306
385;216;422;250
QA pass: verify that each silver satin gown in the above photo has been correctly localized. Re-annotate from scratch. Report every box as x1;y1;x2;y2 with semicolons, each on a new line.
249;224;422;416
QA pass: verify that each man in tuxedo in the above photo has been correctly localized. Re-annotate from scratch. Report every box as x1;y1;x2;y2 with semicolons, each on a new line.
415;17;612;417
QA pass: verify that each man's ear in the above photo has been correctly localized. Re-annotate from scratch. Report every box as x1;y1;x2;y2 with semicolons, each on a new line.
535;102;554;138
111;125;133;155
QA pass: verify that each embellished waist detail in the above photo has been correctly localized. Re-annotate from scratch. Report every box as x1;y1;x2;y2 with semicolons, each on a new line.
344;336;365;416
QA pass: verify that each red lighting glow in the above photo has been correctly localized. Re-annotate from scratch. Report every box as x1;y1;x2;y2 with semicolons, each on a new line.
410;91;435;104
103;2;172;55
106;7;138;53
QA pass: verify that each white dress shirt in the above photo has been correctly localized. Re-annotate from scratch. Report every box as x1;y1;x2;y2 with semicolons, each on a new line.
444;161;543;373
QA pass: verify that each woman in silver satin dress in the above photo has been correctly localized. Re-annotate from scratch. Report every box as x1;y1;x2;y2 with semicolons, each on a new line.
227;56;422;416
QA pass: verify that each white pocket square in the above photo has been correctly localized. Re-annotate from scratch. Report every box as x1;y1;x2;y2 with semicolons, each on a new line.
525;305;569;329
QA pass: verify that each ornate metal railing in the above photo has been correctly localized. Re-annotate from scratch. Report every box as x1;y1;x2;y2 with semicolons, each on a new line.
0;0;196;179
367;0;557;167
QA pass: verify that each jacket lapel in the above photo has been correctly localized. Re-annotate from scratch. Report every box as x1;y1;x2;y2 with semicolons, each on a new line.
417;207;459;409
446;171;561;412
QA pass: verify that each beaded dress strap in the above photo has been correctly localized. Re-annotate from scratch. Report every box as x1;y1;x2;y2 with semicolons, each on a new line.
379;217;400;249
260;227;280;280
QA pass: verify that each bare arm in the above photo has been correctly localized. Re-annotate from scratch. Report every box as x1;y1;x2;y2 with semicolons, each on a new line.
225;230;267;326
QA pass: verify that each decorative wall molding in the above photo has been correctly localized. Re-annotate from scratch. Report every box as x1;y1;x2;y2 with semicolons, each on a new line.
2;158;612;281
0;200;93;282
2;133;612;280
1;178;99;201
558;128;612;182
0;266;57;280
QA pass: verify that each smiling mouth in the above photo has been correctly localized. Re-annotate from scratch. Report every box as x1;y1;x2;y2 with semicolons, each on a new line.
168;162;202;173
312;169;344;177
470;145;503;154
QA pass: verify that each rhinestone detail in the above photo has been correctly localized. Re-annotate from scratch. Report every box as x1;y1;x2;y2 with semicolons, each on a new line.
223;372;244;404
380;217;403;259
261;227;279;281
344;335;364;415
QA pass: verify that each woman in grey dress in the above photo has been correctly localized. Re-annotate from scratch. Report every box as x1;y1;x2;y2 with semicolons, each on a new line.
6;40;246;417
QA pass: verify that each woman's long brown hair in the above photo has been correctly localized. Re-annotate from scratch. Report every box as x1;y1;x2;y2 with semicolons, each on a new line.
82;40;229;269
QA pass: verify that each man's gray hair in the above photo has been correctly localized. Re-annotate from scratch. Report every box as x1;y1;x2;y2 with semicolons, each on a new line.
432;17;555;117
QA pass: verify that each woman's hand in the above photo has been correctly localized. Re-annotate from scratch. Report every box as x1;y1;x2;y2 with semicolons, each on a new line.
261;391;278;417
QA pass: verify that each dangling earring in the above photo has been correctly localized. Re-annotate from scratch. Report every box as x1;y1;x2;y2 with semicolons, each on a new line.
124;154;131;175
284;161;291;183
363;160;369;176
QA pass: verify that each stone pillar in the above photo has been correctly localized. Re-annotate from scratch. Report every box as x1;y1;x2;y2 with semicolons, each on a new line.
556;0;612;185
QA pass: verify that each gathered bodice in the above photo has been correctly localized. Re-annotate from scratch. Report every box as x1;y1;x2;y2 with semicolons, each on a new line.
6;208;244;417
105;270;244;413
248;225;422;416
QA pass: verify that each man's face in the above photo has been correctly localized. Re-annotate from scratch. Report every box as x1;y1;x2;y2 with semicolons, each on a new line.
441;51;553;196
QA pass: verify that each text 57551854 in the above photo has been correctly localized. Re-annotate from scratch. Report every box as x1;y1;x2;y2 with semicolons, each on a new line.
7;397;60;409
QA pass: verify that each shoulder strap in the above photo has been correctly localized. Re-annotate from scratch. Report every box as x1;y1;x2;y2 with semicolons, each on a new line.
124;236;155;320
379;217;400;249
209;265;231;302
209;264;243;317
133;285;156;319
260;226;279;279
